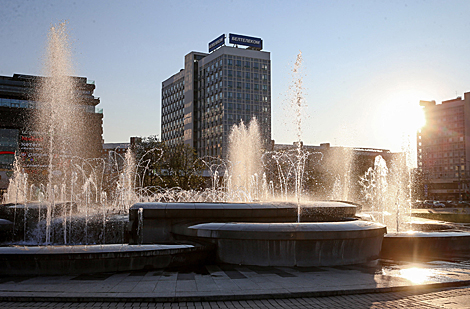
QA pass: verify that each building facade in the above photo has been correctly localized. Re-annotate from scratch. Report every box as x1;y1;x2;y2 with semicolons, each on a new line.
162;34;271;158
0;74;103;188
418;92;470;201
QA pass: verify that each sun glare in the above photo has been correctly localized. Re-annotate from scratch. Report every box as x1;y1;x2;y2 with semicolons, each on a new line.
382;90;427;135
400;267;433;284
377;89;429;152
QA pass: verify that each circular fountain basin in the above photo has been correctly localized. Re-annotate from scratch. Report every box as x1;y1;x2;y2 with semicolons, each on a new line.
131;201;357;221
179;221;386;267
129;201;359;244
0;243;214;275
381;231;470;260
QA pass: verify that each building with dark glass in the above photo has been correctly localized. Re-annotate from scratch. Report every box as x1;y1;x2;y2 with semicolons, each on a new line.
162;34;271;158
0;74;103;189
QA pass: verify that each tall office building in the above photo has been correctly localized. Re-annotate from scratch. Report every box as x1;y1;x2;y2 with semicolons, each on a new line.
418;92;470;200
161;33;271;158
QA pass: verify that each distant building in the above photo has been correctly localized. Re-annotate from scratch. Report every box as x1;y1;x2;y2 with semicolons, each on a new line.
272;141;401;202
161;33;271;159
102;143;130;158
418;92;470;201
0;73;103;188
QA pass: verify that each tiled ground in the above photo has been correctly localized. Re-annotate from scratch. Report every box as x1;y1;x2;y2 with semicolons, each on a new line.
1;258;470;302
0;286;470;308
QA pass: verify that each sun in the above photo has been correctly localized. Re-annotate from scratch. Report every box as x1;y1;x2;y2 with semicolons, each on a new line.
377;89;428;151
382;90;426;134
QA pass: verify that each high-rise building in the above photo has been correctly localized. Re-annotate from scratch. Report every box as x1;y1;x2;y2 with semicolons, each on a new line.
161;33;271;158
418;92;470;201
0;73;103;187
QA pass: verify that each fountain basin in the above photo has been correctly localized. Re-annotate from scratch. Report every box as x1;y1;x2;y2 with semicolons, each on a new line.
0;242;214;275
381;231;470;260
174;221;386;267
129;201;358;244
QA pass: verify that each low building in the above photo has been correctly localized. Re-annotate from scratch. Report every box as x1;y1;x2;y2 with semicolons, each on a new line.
0;73;103;188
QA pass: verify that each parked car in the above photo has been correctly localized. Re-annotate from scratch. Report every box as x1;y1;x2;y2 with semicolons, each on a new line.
458;201;470;207
433;201;445;208
423;200;434;208
443;200;457;208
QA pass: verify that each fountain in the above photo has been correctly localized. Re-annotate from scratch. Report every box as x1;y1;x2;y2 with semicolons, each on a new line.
0;24;468;275
128;51;386;267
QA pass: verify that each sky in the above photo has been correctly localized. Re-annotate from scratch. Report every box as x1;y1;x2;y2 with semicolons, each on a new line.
1;0;470;156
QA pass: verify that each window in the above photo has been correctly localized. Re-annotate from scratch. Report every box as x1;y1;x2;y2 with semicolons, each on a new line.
245;72;250;79
253;62;259;69
237;93;242;99
228;70;233;77
262;74;267;80
245;93;250;100
253;73;259;79
262;64;268;70
236;60;242;66
228;81;233;88
237;71;242;78
237;82;242;88
262;85;268;91
245;83;250;89
245;61;250;68
254;84;259;90
228;59;232;65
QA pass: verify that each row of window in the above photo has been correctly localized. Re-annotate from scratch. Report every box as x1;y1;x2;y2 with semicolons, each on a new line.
162;109;183;124
162;80;184;97
419;136;464;146
419;150;465;158
226;59;268;70
203;70;270;84
226;93;269;102
227;81;269;90
425;172;466;179
226;70;269;80
162;91;184;106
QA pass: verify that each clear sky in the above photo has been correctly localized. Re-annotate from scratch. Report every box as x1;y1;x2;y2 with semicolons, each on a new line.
1;0;470;156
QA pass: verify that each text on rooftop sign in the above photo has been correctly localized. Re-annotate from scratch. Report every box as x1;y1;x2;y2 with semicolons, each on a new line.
209;34;225;53
229;33;262;49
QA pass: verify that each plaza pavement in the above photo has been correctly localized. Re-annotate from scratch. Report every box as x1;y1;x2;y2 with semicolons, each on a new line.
1;255;470;307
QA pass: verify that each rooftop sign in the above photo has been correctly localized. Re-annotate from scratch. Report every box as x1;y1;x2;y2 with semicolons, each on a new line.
229;33;262;50
208;34;225;53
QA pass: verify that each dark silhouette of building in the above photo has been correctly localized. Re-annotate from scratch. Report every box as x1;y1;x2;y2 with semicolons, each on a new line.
0;74;103;189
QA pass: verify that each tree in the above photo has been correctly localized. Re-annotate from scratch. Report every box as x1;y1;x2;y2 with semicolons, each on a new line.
133;137;205;190
161;144;205;190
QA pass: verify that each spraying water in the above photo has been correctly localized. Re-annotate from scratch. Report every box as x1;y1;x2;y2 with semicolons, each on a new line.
360;154;411;232
228;118;263;201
